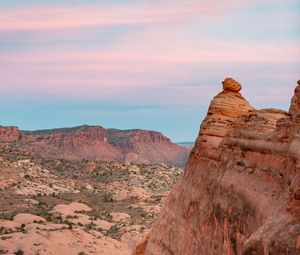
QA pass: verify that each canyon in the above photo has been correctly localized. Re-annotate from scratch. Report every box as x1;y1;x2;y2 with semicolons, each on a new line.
0;125;188;167
136;78;300;254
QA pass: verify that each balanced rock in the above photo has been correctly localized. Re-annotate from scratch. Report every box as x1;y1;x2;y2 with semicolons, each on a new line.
137;80;300;255
195;79;253;149
222;77;242;92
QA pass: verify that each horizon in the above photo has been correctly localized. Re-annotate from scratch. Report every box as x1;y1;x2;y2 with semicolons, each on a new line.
1;124;195;143
0;0;299;141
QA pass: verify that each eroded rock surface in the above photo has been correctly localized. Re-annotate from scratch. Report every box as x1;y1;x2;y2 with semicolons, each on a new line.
0;126;188;167
137;79;300;255
222;77;242;92
289;80;300;121
0;126;25;143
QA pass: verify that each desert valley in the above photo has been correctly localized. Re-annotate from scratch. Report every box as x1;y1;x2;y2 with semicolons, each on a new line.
0;0;299;254
0;78;299;254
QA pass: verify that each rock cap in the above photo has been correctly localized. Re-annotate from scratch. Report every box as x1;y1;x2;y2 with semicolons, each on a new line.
222;77;242;92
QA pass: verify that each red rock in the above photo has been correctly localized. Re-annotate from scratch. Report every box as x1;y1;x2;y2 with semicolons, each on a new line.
0;126;25;142
222;77;242;92
0;125;188;167
289;82;300;120
194;85;253;150
138;79;300;254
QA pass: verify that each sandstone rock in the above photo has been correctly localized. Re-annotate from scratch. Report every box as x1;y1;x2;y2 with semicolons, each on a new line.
113;187;151;202
128;165;141;174
13;213;45;224
194;82;253;150
134;234;150;255
0;223;130;255
0;125;189;167
94;219;114;231
222;77;242;92
138;80;300;255
110;212;131;223
0;126;25;142
52;202;92;217
289;80;300;120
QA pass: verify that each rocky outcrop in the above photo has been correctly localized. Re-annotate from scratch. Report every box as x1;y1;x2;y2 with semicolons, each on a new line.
137;79;300;254
289;80;300;121
0;126;25;143
0;126;188;167
196;86;253;149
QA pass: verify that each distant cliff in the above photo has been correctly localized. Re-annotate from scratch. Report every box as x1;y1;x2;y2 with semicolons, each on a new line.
0;126;25;143
136;78;300;254
0;125;188;167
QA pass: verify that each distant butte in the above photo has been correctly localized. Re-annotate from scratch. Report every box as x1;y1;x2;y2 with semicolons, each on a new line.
0;125;189;167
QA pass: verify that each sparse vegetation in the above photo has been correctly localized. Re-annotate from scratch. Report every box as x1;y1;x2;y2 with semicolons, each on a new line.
24;174;31;179
103;192;113;202
0;249;8;254
0;146;183;254
16;224;26;233
14;249;24;255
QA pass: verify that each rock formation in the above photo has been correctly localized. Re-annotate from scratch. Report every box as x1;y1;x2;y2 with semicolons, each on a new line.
0;126;25;143
136;79;300;254
289;80;300;121
222;77;242;92
0;126;188;167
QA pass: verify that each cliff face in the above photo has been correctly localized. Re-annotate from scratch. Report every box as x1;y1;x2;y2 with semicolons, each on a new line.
0;126;25;143
138;79;300;254
0;125;188;167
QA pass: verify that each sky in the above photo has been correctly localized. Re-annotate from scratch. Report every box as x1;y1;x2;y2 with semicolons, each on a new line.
0;0;299;142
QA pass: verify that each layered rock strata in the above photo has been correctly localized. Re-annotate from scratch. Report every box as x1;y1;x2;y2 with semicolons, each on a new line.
0;126;188;167
0;126;25;143
137;79;300;254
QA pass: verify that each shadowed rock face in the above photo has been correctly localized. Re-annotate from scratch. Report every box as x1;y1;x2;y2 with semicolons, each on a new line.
136;79;300;254
289;80;300;121
0;125;188;167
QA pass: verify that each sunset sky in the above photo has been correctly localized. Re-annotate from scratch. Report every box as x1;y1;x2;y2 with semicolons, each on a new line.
0;0;299;141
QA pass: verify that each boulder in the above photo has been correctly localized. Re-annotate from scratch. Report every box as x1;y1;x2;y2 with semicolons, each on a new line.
222;77;242;92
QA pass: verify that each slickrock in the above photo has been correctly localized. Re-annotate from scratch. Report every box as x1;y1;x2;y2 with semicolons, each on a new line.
0;149;184;255
136;79;300;254
13;213;46;224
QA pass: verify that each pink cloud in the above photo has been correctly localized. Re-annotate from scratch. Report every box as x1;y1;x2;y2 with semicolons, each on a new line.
0;0;279;31
0;3;217;31
0;0;297;107
0;35;298;102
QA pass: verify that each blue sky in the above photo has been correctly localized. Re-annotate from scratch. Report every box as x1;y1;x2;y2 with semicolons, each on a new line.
0;0;299;142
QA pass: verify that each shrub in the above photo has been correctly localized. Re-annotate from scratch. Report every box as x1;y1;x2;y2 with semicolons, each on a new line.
24;174;30;179
103;192;113;202
14;249;24;255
